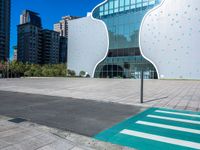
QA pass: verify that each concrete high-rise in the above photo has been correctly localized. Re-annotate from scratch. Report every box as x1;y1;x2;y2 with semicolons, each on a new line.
42;30;60;64
0;0;11;61
54;16;79;38
17;10;42;64
17;23;42;64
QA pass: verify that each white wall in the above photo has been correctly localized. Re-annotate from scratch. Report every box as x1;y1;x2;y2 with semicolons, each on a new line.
68;16;109;77
140;0;200;79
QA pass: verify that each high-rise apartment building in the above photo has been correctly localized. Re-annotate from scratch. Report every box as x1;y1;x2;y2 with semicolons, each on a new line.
42;30;60;64
54;16;79;38
0;0;10;61
17;10;42;64
17;23;42;64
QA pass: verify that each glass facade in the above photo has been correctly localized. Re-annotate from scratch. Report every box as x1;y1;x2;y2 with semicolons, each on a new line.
93;0;161;79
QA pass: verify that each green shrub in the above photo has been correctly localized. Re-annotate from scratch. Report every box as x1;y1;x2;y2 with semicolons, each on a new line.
79;71;86;77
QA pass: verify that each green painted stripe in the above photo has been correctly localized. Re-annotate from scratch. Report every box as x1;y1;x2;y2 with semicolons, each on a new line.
125;123;200;143
141;117;200;130
156;107;200;115
150;112;200;121
109;133;196;150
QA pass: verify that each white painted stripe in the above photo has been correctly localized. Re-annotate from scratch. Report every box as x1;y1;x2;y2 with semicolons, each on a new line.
121;129;200;149
147;115;200;125
155;110;200;118
136;121;200;134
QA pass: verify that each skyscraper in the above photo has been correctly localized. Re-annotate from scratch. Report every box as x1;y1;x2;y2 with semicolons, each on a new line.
17;10;42;64
0;0;10;61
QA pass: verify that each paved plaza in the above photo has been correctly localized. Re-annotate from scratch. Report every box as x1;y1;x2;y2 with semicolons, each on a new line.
0;78;200;149
0;78;199;111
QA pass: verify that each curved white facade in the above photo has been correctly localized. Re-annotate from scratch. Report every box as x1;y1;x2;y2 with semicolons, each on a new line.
140;0;200;79
68;16;109;77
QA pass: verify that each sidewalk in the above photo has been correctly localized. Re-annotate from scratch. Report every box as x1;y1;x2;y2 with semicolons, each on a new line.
0;116;132;150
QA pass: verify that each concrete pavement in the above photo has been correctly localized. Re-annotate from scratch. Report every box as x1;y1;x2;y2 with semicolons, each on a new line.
0;78;199;111
0;115;132;150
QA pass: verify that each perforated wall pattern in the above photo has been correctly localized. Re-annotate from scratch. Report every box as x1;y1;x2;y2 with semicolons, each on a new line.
140;0;200;79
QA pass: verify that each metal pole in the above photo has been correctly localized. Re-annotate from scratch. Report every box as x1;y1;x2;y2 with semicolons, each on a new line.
140;69;144;103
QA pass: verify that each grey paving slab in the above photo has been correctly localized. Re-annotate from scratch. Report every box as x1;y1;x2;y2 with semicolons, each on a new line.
0;140;11;149
37;140;74;150
0;116;133;150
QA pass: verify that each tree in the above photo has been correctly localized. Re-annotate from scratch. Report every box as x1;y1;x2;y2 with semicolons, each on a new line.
67;69;76;77
79;71;86;77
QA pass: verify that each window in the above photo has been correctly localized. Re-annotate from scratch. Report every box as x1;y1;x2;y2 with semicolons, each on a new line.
149;0;155;5
109;1;114;9
114;0;119;8
119;0;124;7
125;0;130;5
131;0;136;4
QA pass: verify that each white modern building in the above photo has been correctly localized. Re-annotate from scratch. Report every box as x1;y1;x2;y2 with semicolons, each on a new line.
68;0;200;80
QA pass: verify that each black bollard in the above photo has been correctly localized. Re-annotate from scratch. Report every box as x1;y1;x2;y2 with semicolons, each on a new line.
140;70;144;103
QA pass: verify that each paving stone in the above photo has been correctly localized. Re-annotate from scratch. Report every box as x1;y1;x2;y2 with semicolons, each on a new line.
37;140;74;150
0;140;11;149
14;134;56;150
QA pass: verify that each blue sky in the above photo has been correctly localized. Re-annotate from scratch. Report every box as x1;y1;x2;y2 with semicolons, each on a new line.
10;0;103;59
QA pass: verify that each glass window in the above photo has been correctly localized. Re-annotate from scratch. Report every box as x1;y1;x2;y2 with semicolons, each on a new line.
131;0;136;4
120;0;125;7
119;7;124;12
114;8;119;13
136;3;142;8
149;0;155;5
109;1;114;9
143;2;148;6
131;5;136;9
114;0;119;8
100;6;103;12
125;0;130;5
125;6;129;10
104;3;108;11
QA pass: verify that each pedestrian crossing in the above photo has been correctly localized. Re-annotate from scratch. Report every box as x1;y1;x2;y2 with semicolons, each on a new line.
94;108;200;150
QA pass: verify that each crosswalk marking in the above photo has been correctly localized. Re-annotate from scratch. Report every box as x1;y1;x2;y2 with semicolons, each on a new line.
121;129;200;149
155;110;200;118
147;114;200;125
95;108;200;150
136;120;200;134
